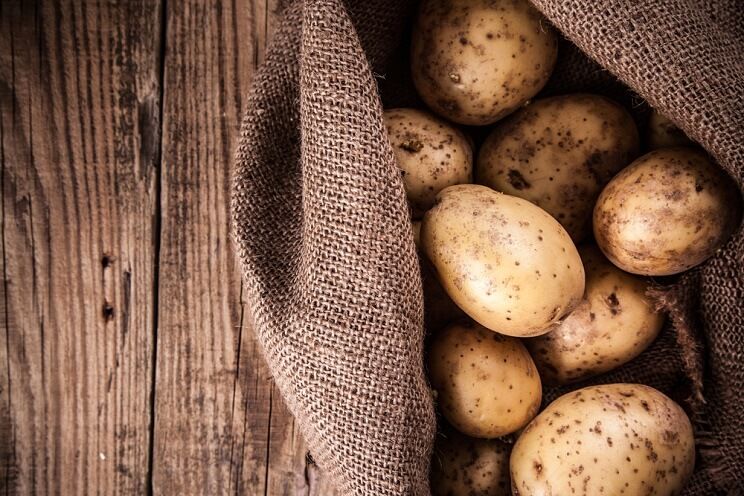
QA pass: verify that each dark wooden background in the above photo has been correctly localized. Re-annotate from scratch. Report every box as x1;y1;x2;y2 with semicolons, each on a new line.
0;1;337;493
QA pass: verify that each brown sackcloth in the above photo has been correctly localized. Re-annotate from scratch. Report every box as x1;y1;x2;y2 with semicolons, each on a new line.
232;0;743;494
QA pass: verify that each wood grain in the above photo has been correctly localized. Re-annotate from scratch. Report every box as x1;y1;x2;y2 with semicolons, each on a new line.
0;0;162;494
152;0;336;494
0;0;338;493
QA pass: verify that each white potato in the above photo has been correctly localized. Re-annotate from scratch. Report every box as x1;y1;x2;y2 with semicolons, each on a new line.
527;245;664;384
511;384;695;496
385;108;473;217
431;427;511;496
411;0;558;125
428;321;541;438
646;109;694;150
594;147;742;275
421;184;584;337
478;94;639;241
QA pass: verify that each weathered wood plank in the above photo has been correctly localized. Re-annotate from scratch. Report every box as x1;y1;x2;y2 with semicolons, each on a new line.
1;0;340;493
0;1;162;494
237;0;336;489
151;0;255;491
230;3;340;493
152;0;339;493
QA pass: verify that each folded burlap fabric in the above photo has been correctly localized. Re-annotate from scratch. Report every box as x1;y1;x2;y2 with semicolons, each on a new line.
232;0;743;493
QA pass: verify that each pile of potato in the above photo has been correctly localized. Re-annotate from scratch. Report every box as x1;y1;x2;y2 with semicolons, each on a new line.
384;0;742;494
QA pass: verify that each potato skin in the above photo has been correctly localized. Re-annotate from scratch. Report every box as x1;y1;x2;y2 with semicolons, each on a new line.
431;428;511;496
478;94;640;241
385;108;473;217
421;184;585;337
411;0;557;125
647;110;694;150
527;245;664;384
594;147;742;275
510;384;695;496
428;321;542;438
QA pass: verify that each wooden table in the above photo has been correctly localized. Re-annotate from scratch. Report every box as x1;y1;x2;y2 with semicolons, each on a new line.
0;1;336;493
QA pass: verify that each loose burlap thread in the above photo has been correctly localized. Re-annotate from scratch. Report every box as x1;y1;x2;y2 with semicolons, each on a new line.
232;0;743;494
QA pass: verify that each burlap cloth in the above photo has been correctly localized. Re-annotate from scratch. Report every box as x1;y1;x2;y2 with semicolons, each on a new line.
232;0;743;494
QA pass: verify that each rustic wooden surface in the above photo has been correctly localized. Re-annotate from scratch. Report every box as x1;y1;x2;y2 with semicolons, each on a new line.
0;1;336;494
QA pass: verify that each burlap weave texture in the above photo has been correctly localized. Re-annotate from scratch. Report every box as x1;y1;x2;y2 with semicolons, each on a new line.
232;0;743;493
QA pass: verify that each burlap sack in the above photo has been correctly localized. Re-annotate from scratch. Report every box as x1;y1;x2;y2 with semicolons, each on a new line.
232;0;743;494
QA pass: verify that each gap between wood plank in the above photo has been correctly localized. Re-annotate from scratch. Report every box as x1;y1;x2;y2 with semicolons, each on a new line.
146;0;169;494
226;283;246;495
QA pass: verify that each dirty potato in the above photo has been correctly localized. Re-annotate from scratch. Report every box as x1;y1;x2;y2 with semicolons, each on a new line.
385;108;473;217
594;147;742;275
411;0;558;125
428;321;542;437
478;94;640;241
421;184;585;337
527;245;664;384
431;427;511;496
647;109;694;150
511;384;695;496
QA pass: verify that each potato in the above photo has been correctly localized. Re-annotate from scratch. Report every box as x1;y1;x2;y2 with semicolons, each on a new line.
385;108;473;217
478;94;640;241
647;109;694;150
526;245;664;384
421;184;585;337
431;427;511;496
594;147;742;275
428;321;542;437
510;384;695;496
411;0;558;125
